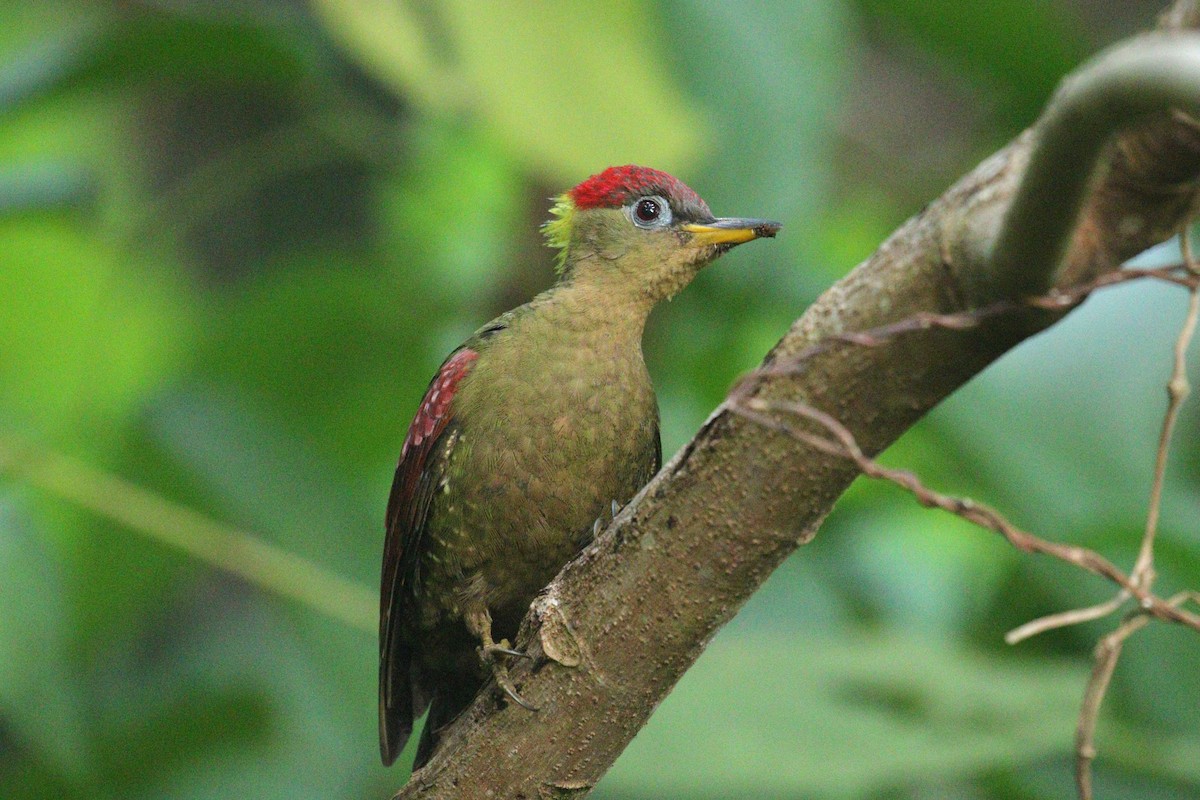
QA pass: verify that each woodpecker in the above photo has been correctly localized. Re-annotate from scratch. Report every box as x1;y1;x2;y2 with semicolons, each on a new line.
379;165;780;767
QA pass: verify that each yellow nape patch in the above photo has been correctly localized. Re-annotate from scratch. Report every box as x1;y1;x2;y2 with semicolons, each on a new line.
541;194;575;274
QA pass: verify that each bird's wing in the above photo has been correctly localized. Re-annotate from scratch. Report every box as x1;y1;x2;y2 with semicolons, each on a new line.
379;347;478;766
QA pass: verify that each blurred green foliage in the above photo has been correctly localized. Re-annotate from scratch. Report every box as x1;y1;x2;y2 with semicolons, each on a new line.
0;1;1196;798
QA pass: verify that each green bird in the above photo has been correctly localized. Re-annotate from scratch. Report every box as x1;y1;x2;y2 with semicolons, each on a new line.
379;165;780;768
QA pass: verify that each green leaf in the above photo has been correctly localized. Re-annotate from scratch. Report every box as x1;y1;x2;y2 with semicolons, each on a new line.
314;0;708;179
147;386;377;584
0;161;96;213
598;629;1085;798
841;504;1014;634
376;119;526;302
129;604;378;800
0;15;102;116
853;0;1090;125
0;497;86;777
446;0;708;178
186;260;422;476
934;277;1199;532
660;0;849;225
0;216;193;435
0;10;310;119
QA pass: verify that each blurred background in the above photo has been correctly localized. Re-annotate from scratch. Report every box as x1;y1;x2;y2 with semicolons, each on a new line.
1;0;1198;798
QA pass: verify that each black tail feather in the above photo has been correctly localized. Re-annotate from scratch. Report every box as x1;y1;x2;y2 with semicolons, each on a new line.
412;675;481;770
380;634;423;766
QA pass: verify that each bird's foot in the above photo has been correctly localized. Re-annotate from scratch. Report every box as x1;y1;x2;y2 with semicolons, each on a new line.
479;639;539;711
466;606;540;711
584;499;624;544
483;640;530;660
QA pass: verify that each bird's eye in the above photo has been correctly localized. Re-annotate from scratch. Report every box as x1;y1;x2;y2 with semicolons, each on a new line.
629;195;671;229
635;198;660;222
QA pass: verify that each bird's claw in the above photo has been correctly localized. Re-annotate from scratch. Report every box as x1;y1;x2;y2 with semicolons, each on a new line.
480;639;540;712
586;499;624;543
483;641;532;660
500;681;539;711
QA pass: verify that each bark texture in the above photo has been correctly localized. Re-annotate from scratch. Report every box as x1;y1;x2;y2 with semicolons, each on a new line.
395;4;1200;798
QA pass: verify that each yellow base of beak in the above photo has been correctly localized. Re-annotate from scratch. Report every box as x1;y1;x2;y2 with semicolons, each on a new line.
682;218;782;247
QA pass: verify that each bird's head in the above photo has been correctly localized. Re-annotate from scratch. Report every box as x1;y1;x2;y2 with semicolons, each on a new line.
543;165;781;302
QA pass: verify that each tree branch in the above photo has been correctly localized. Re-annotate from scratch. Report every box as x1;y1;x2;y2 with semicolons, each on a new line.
396;7;1200;798
723;258;1200;800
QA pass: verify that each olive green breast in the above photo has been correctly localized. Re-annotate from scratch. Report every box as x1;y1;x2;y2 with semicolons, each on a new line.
417;288;660;635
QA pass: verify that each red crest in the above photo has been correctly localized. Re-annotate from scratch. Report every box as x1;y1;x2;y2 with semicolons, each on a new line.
568;165;703;211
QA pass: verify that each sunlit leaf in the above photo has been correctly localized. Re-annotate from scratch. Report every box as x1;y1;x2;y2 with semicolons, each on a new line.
314;0;708;180
0;217;193;435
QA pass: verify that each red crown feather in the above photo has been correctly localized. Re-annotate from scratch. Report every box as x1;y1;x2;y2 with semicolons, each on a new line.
568;165;702;210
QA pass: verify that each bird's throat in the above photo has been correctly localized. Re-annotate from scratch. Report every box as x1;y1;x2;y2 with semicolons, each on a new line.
532;275;657;347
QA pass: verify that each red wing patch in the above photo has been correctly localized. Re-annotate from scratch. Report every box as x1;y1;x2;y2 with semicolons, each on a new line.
380;346;479;764
385;347;479;594
401;348;478;459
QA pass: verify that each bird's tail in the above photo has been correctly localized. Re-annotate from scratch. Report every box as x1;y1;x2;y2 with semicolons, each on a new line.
413;674;481;769
379;641;417;767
